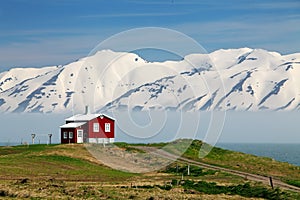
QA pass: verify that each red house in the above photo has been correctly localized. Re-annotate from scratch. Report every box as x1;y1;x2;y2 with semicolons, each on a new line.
60;109;115;144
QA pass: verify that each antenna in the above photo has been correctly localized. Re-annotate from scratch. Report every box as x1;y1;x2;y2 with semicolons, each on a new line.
85;105;90;115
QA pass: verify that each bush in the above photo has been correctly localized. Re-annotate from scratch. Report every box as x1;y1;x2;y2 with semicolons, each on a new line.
156;184;172;191
286;180;300;188
180;180;287;200
164;164;216;176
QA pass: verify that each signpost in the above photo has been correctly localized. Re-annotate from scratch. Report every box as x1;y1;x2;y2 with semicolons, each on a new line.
48;134;52;145
31;134;36;144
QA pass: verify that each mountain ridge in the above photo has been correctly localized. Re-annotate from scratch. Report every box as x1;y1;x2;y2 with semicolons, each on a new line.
0;48;299;113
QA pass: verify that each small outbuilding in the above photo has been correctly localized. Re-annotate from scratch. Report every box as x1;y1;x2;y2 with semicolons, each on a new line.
60;107;115;144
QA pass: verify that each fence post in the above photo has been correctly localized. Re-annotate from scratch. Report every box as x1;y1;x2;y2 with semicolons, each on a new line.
269;177;274;189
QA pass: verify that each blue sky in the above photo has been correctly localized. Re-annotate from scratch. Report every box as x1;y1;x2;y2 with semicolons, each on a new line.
0;0;300;70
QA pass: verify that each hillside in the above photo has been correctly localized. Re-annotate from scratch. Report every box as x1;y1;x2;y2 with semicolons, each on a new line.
0;48;300;113
0;141;299;199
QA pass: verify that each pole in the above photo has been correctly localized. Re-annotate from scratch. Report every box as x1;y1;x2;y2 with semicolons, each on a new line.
48;134;52;145
31;134;36;145
269;177;274;189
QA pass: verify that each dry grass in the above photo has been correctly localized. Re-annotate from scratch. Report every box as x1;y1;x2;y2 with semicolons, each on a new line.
0;179;264;200
45;144;103;165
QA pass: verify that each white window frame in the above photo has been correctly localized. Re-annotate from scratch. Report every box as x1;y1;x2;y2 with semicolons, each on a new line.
63;132;68;139
105;123;110;132
69;132;73;139
77;130;83;137
93;123;99;132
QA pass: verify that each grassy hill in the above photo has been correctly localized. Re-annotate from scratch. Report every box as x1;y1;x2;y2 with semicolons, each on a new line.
159;140;300;184
0;144;133;181
0;141;299;199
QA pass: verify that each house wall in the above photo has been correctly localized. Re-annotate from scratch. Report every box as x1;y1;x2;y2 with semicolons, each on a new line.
82;123;89;143
61;128;77;144
60;115;115;144
87;116;114;139
87;138;114;144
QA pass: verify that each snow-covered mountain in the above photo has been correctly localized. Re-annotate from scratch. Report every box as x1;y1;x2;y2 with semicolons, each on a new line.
0;48;299;113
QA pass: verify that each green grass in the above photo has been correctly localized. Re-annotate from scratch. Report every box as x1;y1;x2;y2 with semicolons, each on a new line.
285;180;300;188
1;141;299;186
161;139;300;183
0;144;58;155
163;163;216;177
0;144;134;181
0;142;299;199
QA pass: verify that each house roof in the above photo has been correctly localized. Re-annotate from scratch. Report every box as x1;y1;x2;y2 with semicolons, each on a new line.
65;114;100;121
60;122;86;128
65;113;115;122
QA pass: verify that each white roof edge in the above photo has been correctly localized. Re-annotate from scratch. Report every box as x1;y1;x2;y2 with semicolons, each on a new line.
100;114;115;121
65;113;115;121
60;122;86;128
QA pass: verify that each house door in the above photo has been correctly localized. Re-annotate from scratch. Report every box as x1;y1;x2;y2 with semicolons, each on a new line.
77;130;83;143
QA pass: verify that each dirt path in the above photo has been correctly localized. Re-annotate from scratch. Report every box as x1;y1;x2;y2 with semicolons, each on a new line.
136;146;300;193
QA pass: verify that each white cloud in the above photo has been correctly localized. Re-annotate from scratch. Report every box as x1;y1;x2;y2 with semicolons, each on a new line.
126;0;300;10
0;34;98;69
80;12;188;18
254;1;300;9
0;27;129;69
1;4;299;70
171;14;300;54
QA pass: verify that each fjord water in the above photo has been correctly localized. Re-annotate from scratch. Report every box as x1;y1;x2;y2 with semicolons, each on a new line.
217;143;300;166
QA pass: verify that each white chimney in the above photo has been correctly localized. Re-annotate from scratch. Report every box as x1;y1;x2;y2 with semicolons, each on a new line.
85;105;90;115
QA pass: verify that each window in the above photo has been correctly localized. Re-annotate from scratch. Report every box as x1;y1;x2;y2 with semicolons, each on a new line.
63;132;68;139
77;130;83;137
105;123;110;132
69;132;73;139
93;123;99;132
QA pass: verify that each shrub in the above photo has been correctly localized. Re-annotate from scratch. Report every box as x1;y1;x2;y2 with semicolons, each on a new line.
285;180;300;188
164;164;216;176
180;180;287;200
